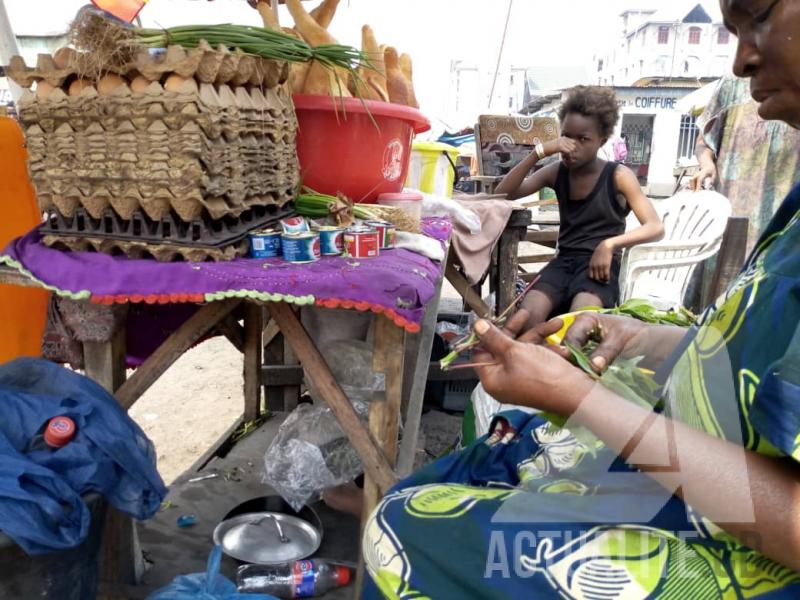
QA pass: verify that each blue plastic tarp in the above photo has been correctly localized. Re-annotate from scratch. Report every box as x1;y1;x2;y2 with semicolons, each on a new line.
0;358;167;554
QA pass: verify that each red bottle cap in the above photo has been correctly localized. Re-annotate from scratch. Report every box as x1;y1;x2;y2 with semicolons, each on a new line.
336;566;352;586
44;416;76;448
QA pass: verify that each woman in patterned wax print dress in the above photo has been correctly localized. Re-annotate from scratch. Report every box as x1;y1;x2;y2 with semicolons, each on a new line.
362;2;800;599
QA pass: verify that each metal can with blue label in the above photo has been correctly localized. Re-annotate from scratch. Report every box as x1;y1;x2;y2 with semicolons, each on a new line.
281;231;320;263
249;229;282;258
316;226;345;256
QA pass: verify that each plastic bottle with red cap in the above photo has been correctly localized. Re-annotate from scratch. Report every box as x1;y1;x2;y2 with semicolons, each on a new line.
237;559;352;598
26;416;77;452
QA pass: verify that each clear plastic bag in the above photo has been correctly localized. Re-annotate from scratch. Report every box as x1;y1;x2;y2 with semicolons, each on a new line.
307;339;385;405
147;545;276;599
263;401;369;512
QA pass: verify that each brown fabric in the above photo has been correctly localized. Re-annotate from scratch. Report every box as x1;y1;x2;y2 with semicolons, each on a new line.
450;193;516;284
41;298;128;369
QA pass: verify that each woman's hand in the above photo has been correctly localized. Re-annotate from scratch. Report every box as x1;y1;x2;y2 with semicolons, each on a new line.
544;137;578;160
472;319;593;416
688;163;717;191
589;240;614;283
555;312;650;371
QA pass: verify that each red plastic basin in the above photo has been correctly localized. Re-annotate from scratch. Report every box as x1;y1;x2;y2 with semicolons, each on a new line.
293;94;430;204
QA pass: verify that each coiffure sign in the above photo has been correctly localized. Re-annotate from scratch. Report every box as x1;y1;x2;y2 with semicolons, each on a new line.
615;87;694;112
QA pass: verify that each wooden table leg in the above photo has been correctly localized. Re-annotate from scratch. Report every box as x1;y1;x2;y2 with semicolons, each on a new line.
496;225;523;314
282;317;301;412
361;315;405;514
262;319;286;412
243;302;264;422
83;324;141;596
358;314;405;595
397;270;445;477
84;326;127;394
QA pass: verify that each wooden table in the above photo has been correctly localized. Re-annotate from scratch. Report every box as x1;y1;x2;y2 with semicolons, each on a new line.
0;261;445;598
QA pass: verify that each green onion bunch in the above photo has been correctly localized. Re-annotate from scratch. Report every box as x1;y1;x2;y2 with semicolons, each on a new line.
134;23;371;75
295;190;383;221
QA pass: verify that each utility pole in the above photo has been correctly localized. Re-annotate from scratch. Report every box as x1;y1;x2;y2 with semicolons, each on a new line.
669;19;680;80
0;0;22;103
488;0;513;110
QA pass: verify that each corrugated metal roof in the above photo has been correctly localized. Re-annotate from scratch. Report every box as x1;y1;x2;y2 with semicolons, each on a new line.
525;65;591;93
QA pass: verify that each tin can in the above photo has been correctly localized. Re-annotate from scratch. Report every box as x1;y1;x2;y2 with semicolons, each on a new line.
280;216;310;235
249;229;282;258
365;220;396;248
281;232;320;263
344;226;380;259
317;226;345;256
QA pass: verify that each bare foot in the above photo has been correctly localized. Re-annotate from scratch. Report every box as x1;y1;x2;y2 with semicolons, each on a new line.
322;482;363;516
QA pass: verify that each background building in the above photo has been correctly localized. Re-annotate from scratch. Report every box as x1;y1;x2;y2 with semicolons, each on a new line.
594;2;735;87
586;1;735;195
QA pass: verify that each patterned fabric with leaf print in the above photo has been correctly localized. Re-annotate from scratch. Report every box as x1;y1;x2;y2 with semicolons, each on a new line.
362;184;800;599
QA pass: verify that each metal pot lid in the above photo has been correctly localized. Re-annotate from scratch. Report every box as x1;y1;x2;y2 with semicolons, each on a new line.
213;511;322;565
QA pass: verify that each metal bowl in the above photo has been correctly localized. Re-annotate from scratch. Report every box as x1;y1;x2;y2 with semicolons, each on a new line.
213;497;323;565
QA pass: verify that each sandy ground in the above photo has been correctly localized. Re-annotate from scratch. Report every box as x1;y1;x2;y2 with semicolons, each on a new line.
128;337;244;484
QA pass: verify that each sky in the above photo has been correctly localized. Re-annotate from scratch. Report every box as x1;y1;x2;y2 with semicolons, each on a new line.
2;0;724;125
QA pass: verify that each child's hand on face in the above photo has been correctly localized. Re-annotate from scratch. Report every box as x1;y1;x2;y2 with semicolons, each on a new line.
543;137;578;161
589;240;614;283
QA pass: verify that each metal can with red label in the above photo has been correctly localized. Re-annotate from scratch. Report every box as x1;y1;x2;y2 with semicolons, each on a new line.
364;220;396;248
281;232;320;263
344;226;380;259
316;226;345;256
280;216;310;235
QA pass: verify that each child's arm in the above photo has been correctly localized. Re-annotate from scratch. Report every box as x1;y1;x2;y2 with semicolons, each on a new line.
588;166;665;283
494;138;577;200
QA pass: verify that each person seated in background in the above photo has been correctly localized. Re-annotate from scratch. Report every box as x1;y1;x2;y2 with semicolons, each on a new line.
495;86;664;329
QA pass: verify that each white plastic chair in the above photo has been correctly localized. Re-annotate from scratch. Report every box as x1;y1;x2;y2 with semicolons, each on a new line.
619;191;732;310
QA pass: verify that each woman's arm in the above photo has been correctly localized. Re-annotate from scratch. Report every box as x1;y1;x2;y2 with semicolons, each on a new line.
494;137;576;200
689;132;718;191
473;321;800;571
574;384;800;571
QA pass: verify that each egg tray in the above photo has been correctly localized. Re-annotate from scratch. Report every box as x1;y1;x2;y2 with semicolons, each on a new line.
6;43;289;90
40;202;293;258
42;235;250;263
16;82;299;222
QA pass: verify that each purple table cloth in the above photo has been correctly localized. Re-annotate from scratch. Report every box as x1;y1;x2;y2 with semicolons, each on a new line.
1;219;451;333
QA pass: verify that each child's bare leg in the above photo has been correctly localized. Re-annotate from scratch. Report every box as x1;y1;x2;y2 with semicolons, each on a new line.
520;290;555;329
570;292;605;312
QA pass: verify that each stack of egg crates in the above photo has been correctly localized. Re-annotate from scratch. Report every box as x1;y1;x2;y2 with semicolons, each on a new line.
7;42;299;261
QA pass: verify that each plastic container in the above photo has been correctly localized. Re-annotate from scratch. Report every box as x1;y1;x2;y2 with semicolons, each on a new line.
405;140;460;198
293;95;430;204
377;191;423;222
237;559;352;598
26;416;77;452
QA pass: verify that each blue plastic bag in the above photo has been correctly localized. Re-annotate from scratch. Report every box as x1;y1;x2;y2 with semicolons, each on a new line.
147;546;277;600
0;358;167;554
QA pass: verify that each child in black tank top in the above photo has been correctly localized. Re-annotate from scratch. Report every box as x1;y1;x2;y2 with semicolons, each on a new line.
495;86;664;329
